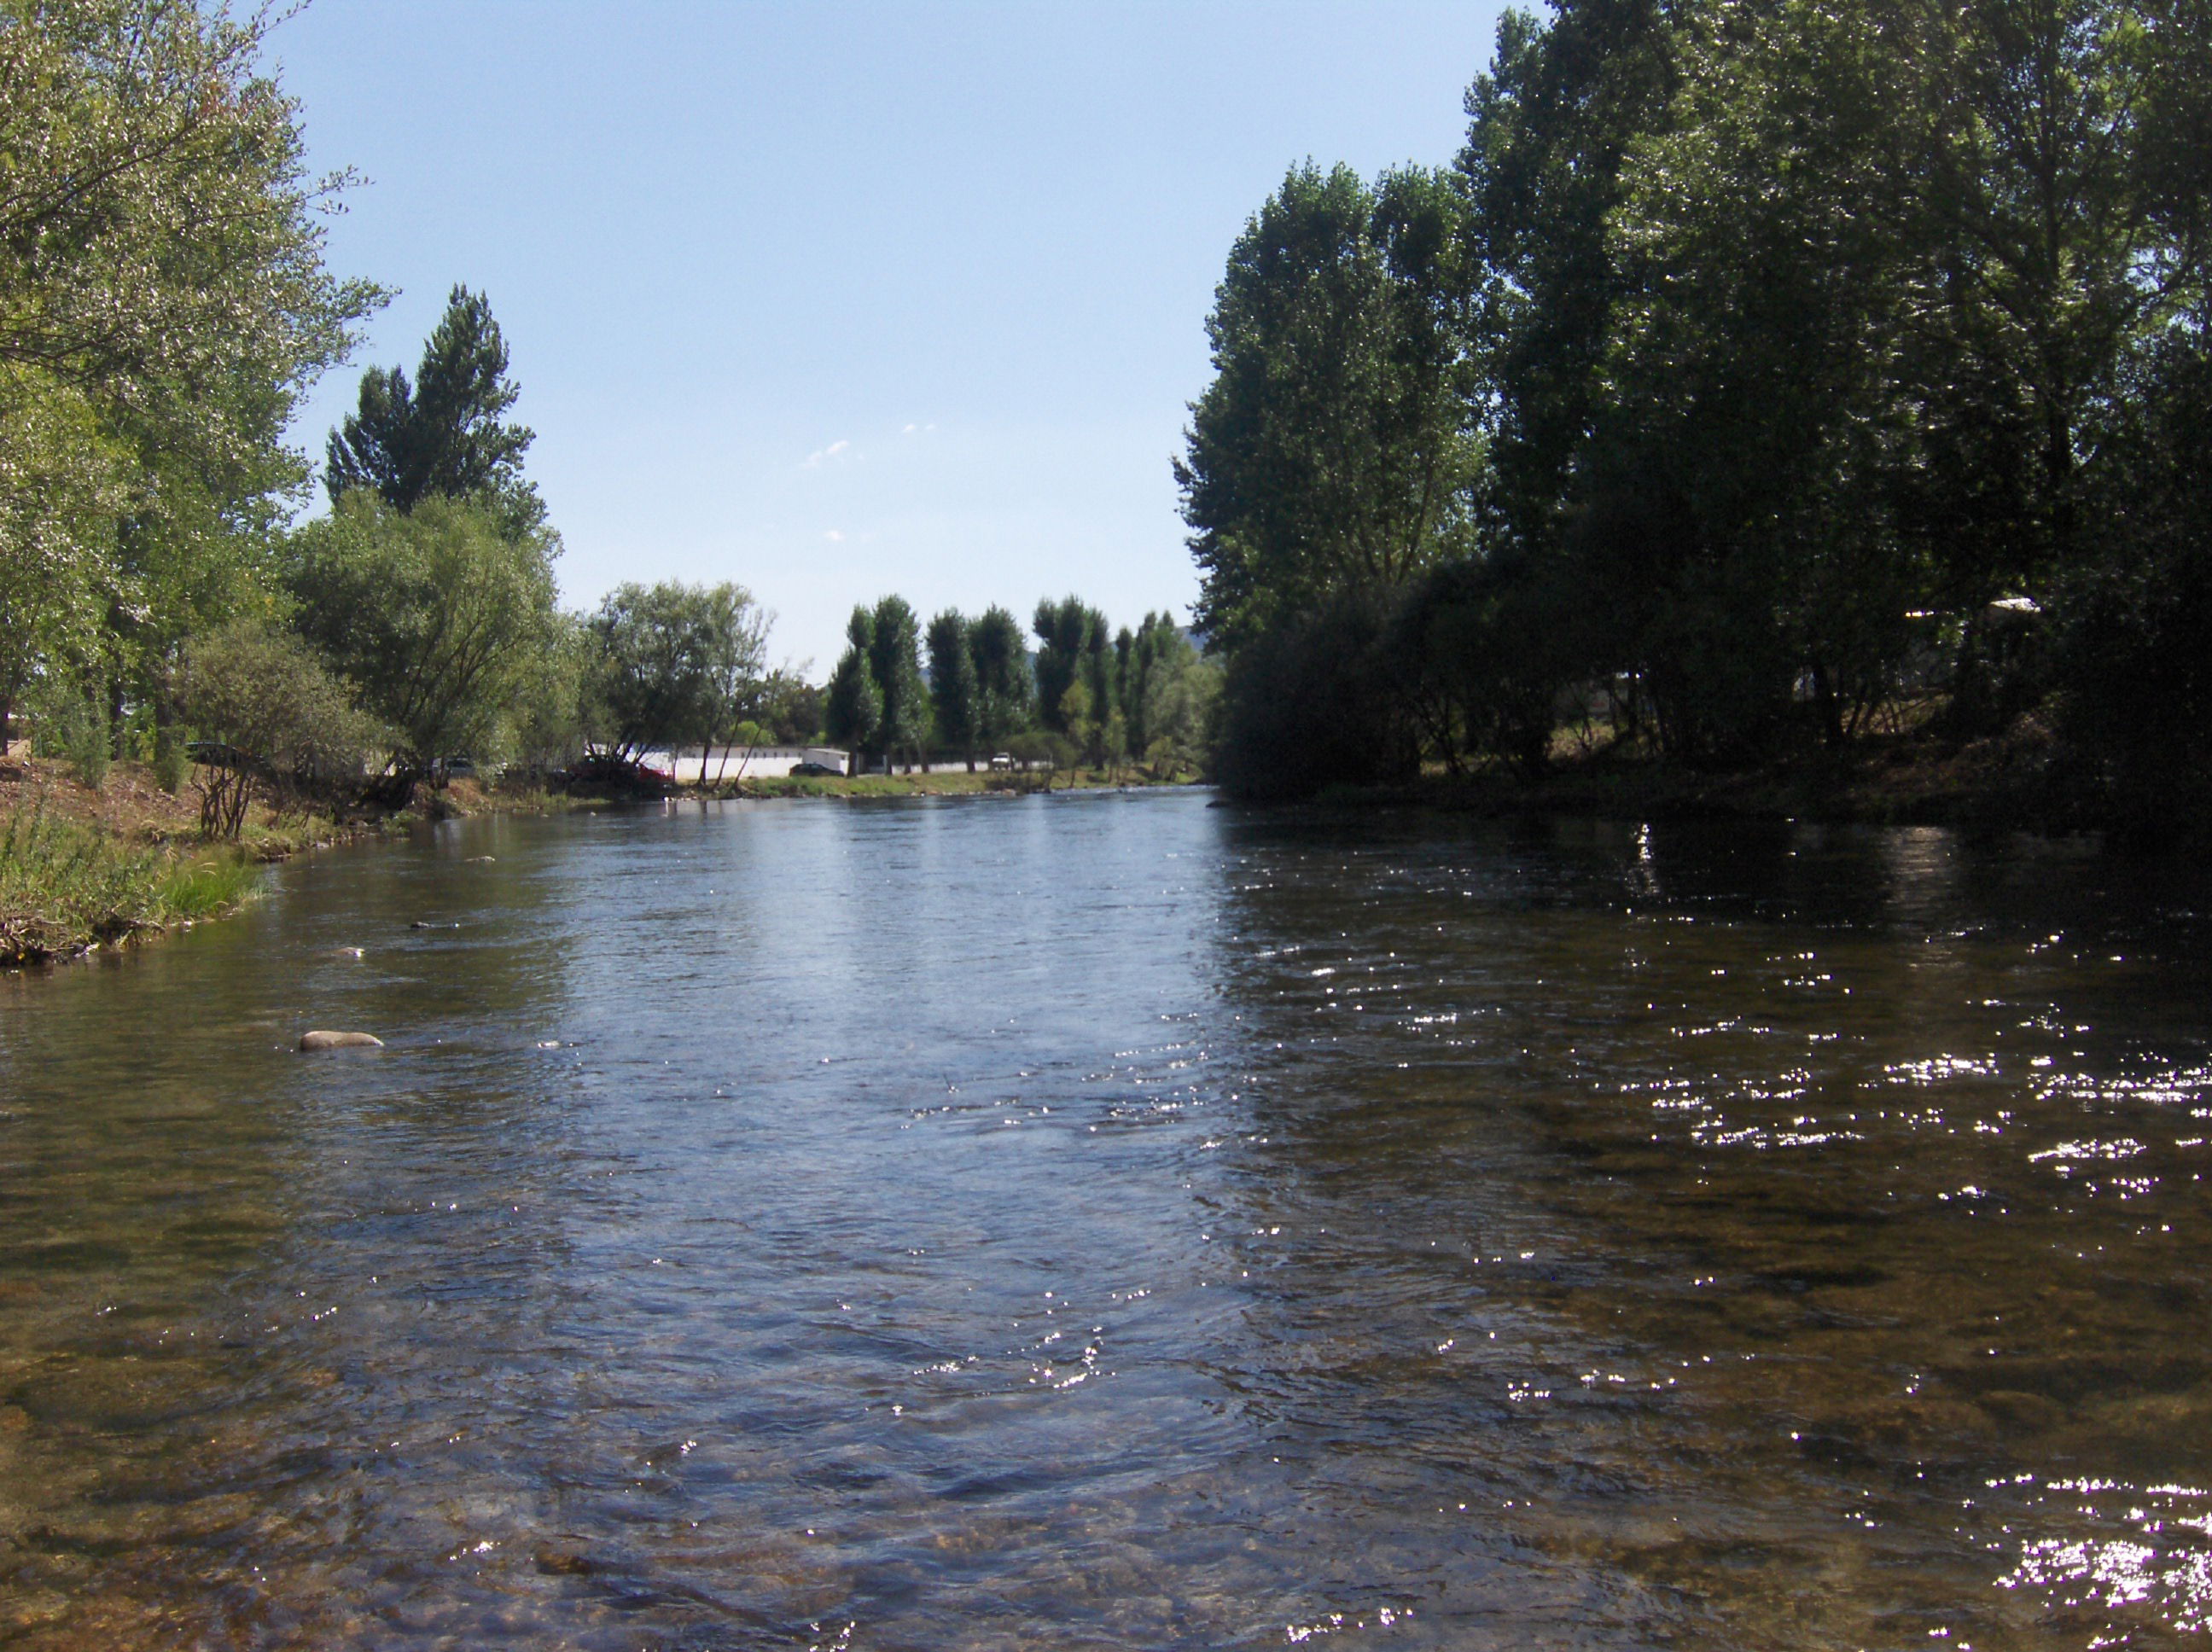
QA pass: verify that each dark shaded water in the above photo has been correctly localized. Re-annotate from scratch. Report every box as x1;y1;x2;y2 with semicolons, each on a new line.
2;792;2209;1649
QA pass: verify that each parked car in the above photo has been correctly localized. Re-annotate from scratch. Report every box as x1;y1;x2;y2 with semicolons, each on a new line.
790;760;840;777
988;753;1013;771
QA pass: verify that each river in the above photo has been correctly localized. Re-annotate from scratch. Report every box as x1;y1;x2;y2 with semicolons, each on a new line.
1;790;2208;1649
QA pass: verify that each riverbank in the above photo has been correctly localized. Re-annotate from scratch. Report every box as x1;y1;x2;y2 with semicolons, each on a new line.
0;757;585;967
1335;721;2124;838
708;765;1200;800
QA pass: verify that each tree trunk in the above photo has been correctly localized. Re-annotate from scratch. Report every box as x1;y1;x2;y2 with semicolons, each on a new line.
1811;660;1844;748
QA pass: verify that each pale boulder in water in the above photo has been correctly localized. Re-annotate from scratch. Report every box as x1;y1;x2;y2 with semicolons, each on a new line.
298;1030;384;1052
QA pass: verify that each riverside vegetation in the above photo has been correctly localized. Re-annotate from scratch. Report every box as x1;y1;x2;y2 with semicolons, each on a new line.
10;0;2202;970
0;3;1208;962
1179;0;2212;844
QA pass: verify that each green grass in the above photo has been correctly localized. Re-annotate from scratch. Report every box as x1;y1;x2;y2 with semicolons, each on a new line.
0;804;264;964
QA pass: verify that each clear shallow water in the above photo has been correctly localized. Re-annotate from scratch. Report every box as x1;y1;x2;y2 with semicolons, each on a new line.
1;792;2209;1649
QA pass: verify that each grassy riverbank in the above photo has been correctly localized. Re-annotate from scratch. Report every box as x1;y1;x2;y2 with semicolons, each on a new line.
0;764;274;965
0;757;586;967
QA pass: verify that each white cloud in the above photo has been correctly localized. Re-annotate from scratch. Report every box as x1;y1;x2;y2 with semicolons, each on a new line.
901;422;917;434
823;528;845;543
803;439;851;468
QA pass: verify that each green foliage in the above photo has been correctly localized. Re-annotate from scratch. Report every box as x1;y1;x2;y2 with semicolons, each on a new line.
1058;678;1097;767
151;722;189;794
1193;0;2212;801
1031;596;1104;732
2057;329;2212;845
824;606;883;760
27;680;112;788
756;666;826;744
1214;590;1417;801
509;614;591;778
1391;557;1581;777
867;596;929;765
926;609;980;761
0;0;379;750
285;494;559;776
968;604;1033;746
584;580;769;769
1176;161;1479;649
325;286;545;537
0;803;259;963
178;619;378;835
1138;631;1221;777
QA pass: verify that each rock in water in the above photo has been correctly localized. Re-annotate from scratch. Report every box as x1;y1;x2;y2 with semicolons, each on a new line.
299;1030;384;1051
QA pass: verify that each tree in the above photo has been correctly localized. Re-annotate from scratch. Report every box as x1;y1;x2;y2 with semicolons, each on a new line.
325;286;545;536
285;494;559;777
1458;0;1675;573
1176;161;1480;649
588;579;707;769
690;584;772;784
867;596;928;770
1031;596;1103;731
968;604;1033;748
0;0;380;748
178;619;377;836
1138;634;1222;777
823;606;882;765
509;612;592;780
926;609;981;767
757;666;825;744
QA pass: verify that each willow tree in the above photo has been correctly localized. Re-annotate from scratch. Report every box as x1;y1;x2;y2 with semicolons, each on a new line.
287;494;560;777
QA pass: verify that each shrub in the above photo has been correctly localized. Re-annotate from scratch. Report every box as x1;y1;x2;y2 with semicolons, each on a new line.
178;620;381;836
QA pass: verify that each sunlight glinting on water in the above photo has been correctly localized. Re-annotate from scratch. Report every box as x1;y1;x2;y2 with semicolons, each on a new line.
1;795;2208;1648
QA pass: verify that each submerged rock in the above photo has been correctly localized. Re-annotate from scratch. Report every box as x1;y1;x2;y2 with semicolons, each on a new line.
299;1030;383;1051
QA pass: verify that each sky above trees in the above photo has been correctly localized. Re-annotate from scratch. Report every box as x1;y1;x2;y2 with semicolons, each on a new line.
270;0;1505;674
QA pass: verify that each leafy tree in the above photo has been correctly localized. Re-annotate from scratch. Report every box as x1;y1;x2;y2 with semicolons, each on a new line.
0;0;379;748
690;583;772;783
1057;678;1098;771
824;606;882;765
1139;637;1222;777
1590;0;1926;753
178;619;377;836
968;604;1033;747
1214;589;1417;800
1176;161;1479;649
509;613;592;780
285;494;559;777
584;580;753;771
867;596;929;770
926;609;981;766
1116;612;1187;757
1458;0;1675;573
325;286;546;536
1031;596;1103;731
757;666;825;744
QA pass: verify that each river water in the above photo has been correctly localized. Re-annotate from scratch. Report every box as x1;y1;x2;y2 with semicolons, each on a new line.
2;791;2209;1649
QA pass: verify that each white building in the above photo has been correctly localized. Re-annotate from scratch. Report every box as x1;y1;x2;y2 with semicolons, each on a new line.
644;746;850;782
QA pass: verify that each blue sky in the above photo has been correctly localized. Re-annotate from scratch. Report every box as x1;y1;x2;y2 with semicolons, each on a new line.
274;1;1508;675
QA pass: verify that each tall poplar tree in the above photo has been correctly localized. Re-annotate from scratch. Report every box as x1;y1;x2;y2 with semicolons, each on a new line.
926;609;981;767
